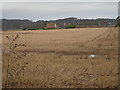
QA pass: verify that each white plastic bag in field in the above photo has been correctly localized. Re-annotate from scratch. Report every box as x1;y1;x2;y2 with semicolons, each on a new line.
89;54;97;59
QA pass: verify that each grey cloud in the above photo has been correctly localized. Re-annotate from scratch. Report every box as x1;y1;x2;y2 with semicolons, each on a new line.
2;2;118;21
3;0;120;2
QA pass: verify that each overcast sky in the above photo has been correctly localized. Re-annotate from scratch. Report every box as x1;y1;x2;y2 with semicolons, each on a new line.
2;2;118;21
2;0;120;2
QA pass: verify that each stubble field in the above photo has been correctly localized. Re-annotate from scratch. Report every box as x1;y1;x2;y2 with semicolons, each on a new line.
2;27;118;88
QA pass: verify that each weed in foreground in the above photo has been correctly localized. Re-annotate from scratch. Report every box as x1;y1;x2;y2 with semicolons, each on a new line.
4;34;28;88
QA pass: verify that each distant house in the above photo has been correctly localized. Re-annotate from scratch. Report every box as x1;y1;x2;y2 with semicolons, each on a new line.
44;23;58;29
64;23;71;26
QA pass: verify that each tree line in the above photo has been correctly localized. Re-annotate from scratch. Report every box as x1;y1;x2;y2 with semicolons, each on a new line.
1;17;116;30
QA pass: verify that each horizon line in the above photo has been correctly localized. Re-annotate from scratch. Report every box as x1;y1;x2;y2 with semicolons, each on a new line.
1;17;117;22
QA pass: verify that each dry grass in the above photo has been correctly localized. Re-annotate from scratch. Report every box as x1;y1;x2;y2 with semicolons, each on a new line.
2;27;118;88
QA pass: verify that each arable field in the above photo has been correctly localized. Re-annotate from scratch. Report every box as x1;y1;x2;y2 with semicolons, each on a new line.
2;27;118;88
